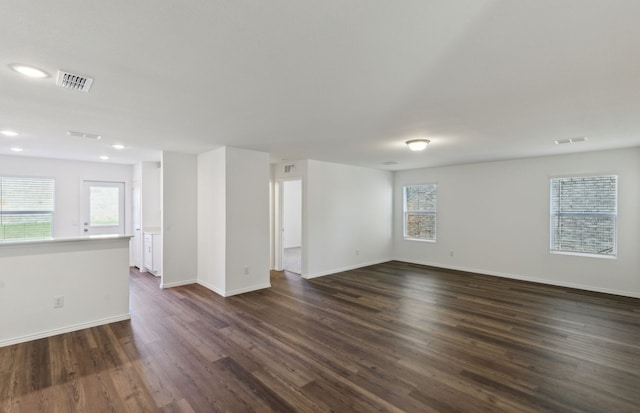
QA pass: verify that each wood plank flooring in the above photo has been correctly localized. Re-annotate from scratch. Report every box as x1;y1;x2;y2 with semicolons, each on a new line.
1;261;639;412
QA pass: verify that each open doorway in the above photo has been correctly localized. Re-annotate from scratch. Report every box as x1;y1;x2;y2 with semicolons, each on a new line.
280;179;302;274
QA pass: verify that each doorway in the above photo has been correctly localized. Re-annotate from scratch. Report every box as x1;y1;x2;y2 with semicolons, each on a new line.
280;179;302;274
131;183;143;269
82;181;125;236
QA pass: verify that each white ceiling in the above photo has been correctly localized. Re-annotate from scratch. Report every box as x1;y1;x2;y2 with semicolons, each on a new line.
1;0;640;170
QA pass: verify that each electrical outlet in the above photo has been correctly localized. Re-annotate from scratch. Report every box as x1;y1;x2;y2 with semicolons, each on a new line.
449;250;454;257
355;249;360;256
244;266;249;275
53;296;64;309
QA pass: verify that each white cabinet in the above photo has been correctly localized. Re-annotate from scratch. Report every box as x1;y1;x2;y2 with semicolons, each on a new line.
143;231;162;276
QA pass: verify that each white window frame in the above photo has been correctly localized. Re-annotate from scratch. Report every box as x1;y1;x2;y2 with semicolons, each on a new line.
0;176;55;241
403;184;437;242
549;175;617;259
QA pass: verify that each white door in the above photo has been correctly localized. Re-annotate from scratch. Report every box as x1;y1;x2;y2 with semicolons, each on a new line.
82;181;125;235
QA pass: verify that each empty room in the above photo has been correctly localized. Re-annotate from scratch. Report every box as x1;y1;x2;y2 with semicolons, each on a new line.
1;1;639;412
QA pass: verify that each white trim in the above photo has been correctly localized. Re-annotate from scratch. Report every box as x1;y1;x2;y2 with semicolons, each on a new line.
393;257;640;299
0;313;131;348
303;258;391;279
161;279;197;289
197;279;225;296
223;283;271;297
550;250;616;259
198;279;271;297
403;238;436;243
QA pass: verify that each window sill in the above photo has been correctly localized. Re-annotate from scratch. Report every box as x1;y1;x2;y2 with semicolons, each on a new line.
403;237;436;243
550;250;617;260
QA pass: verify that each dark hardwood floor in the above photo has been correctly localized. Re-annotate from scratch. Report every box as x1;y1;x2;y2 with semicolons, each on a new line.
1;261;639;412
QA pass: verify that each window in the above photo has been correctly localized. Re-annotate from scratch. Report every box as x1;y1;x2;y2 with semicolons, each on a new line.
89;186;120;226
550;175;617;257
404;184;437;241
0;176;55;241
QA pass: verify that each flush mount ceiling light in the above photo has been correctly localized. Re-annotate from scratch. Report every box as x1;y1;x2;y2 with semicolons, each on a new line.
9;64;49;78
99;155;109;160
1;130;19;137
111;144;125;150
406;139;430;151
10;147;24;152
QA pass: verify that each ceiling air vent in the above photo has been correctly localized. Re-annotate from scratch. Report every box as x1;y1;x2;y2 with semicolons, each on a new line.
67;130;102;140
56;70;94;92
554;137;588;145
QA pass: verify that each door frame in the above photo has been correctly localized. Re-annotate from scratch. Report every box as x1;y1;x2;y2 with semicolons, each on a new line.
274;178;303;274
132;181;145;271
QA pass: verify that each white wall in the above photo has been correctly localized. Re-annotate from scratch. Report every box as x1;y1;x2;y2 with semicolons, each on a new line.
282;179;302;248
161;151;197;288
197;147;227;293
393;148;640;297
0;237;131;347
225;147;271;294
0;154;133;238
197;147;271;296
141;161;162;229
306;160;393;278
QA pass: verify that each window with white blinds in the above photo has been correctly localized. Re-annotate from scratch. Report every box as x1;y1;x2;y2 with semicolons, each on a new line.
0;176;55;241
550;175;617;257
403;184;437;241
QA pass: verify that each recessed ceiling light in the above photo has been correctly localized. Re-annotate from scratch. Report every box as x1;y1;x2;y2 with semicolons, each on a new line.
406;139;430;151
10;147;24;152
9;64;49;78
1;130;19;137
111;144;125;150
99;155;109;160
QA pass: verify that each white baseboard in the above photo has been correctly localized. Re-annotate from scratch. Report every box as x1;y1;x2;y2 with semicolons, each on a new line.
197;279;225;296
303;258;392;280
0;313;131;348
394;257;640;299
198;279;271;297
223;283;271;297
161;279;197;289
